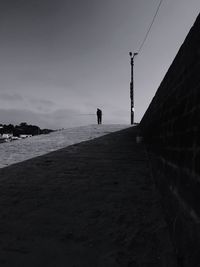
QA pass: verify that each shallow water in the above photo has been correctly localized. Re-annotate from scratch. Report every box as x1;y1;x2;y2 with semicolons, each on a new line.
0;124;129;168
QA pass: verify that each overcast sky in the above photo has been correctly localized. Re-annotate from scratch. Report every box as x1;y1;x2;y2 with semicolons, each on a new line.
0;0;199;129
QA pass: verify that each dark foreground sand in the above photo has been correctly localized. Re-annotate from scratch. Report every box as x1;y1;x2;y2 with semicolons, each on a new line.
0;127;177;266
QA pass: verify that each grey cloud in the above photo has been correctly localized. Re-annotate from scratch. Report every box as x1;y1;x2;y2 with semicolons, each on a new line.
0;93;24;101
47;109;96;127
28;97;56;113
0;108;95;129
29;97;55;106
0;109;45;127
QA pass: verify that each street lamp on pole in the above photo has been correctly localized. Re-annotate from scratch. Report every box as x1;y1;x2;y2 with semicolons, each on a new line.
129;52;138;125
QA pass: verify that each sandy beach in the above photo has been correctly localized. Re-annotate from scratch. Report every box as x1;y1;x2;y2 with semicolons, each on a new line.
0;127;177;266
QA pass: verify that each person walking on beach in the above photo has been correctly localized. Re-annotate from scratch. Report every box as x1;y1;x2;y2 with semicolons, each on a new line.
96;108;102;124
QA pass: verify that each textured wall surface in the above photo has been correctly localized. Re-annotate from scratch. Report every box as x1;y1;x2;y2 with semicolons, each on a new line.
140;13;200;266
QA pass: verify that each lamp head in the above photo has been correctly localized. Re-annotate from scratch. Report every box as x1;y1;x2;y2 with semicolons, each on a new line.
129;52;132;57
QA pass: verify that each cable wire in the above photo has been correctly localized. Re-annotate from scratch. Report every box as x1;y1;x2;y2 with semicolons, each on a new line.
137;0;163;53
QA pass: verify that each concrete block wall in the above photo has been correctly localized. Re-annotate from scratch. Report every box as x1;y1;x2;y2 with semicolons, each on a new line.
140;13;200;266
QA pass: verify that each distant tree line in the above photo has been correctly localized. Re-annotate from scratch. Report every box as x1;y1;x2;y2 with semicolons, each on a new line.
0;122;54;136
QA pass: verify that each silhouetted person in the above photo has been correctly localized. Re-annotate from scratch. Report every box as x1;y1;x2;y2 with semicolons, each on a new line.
97;108;102;124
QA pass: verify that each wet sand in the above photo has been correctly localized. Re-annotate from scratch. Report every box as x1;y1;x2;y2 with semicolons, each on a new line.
0;127;177;266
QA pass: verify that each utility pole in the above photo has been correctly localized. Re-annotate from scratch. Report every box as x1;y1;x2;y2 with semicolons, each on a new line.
129;52;138;125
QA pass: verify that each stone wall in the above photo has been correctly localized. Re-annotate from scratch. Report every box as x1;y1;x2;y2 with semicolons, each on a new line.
140;13;200;266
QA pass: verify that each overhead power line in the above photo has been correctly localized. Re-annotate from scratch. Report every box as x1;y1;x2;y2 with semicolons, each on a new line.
137;0;163;53
79;114;95;116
